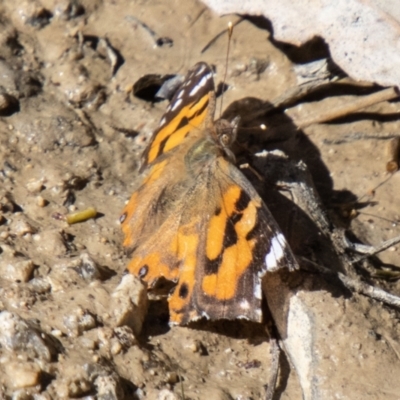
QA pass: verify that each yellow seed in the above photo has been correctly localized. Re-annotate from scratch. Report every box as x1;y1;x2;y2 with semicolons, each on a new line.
66;207;97;224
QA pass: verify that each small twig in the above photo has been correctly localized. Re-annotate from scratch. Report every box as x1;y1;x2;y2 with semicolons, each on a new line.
239;162;264;181
109;124;139;138
323;132;400;145
125;16;173;47
300;257;400;309
98;38;120;76
337;271;400;307
381;333;400;362
349;234;400;264
178;371;185;399
264;323;281;400
201;18;243;53
188;7;208;28
293;87;399;129
385;137;400;173
244;87;399;144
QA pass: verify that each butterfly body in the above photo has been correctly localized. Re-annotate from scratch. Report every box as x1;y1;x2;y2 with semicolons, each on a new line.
121;62;298;325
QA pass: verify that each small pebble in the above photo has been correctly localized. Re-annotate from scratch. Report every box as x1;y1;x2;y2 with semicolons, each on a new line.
110;274;148;335
10;215;36;236
157;389;178;400
114;326;136;349
26;179;44;193
53;0;84;20
15;1;51;28
63;307;97;337
0;231;9;239
36;196;48;207
0;259;35;282
165;371;179;384
79;336;97;350
74;253;102;281
29;278;51;294
55;376;91;398
33;230;67;257
0;92;17;111
5;361;41;389
184;339;201;353
0;311;53;361
110;339;122;355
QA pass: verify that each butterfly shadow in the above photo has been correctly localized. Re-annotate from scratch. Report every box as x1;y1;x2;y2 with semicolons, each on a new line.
223;95;367;396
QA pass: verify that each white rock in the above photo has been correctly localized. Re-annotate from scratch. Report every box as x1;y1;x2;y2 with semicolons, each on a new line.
110;274;148;336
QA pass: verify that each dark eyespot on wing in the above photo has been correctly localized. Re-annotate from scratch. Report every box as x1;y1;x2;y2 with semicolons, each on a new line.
178;283;189;299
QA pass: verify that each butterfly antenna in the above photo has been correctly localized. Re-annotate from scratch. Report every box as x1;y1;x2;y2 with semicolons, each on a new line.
219;21;234;117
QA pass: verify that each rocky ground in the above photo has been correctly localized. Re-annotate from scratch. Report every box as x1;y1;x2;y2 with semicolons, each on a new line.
1;0;400;399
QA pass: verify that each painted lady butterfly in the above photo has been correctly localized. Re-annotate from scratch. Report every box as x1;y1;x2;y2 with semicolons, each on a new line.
120;62;298;325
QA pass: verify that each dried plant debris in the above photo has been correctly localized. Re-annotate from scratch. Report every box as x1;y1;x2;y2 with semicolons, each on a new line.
125;15;174;48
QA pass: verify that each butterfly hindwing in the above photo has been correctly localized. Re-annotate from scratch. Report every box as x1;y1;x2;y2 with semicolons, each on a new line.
166;157;297;324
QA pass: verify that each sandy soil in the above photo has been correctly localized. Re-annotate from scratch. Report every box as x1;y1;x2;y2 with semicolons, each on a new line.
1;0;400;399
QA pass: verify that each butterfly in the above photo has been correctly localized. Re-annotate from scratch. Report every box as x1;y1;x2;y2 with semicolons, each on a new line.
120;62;298;325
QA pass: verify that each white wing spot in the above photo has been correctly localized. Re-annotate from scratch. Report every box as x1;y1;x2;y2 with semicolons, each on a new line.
240;300;250;310
265;233;286;271
171;98;183;111
189;73;212;96
201;311;210;320
159;116;166;127
195;64;206;75
254;282;262;300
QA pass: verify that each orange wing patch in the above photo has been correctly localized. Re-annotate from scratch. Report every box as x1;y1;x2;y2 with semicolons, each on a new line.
144;94;210;165
127;251;179;283
202;186;258;300
168;221;200;320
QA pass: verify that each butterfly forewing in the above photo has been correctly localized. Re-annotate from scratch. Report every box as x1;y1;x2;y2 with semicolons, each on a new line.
121;63;215;252
140;62;215;170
